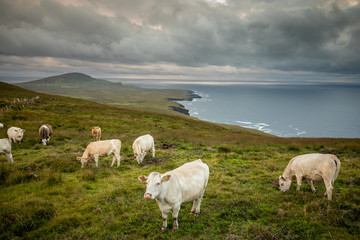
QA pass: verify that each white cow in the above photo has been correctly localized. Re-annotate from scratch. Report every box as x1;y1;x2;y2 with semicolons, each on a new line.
279;153;341;200
7;127;25;143
0;123;3;128
76;139;121;168
138;159;209;232
39;124;53;146
132;134;155;164
0;138;13;163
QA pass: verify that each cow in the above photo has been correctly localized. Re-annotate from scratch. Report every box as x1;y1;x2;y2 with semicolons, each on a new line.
76;139;121;168
7;127;25;143
279;153;341;200
0;138;13;163
39;124;52;146
138;159;209;232
91;126;101;141
132;134;155;164
0;123;3;128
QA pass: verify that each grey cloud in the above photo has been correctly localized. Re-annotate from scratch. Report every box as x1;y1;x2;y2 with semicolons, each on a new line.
0;0;359;76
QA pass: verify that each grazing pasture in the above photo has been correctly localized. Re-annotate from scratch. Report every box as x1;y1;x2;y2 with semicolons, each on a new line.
0;82;360;239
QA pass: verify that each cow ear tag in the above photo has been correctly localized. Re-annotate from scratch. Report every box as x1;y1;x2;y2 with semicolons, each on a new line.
162;175;171;182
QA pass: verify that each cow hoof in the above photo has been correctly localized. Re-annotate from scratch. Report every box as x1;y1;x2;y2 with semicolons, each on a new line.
172;228;178;232
161;227;167;232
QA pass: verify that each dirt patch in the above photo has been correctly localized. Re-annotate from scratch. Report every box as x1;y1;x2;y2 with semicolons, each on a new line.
156;143;179;150
146;157;166;165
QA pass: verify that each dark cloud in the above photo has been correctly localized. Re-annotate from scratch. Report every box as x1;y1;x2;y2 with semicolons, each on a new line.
0;0;359;81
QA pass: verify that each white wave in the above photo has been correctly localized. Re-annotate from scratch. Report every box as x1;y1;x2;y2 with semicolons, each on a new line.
235;121;253;125
297;131;307;136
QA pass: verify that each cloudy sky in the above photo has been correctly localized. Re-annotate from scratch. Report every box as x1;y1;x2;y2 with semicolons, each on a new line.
0;0;359;84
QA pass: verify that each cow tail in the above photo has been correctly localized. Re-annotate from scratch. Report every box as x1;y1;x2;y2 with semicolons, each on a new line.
332;155;341;183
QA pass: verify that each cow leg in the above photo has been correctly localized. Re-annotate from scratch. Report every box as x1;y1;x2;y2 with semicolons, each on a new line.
172;204;181;231
296;175;303;191
94;155;99;167
6;152;13;164
191;194;203;215
152;144;155;157
323;178;333;200
116;153;121;167
110;154;116;167
306;179;316;193
161;209;171;232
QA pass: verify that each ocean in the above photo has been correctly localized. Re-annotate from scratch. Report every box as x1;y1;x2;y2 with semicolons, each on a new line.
120;81;360;138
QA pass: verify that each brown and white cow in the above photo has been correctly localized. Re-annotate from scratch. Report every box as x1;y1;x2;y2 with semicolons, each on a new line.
76;139;121;168
132;134;155;164
0;138;13;163
91;126;101;141
138;159;209;232
7;127;25;143
279;153;341;200
39;124;53;146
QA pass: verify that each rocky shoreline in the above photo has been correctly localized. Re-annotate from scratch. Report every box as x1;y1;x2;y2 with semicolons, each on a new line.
166;90;201;115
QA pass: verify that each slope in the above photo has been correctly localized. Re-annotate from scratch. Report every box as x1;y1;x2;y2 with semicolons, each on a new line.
0;82;360;239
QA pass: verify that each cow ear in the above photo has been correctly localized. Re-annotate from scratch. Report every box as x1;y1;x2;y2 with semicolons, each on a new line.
162;175;171;182
138;176;148;183
279;176;285;180
76;157;81;161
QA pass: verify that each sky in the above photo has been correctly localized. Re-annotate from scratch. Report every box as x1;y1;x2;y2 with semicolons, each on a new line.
0;0;360;85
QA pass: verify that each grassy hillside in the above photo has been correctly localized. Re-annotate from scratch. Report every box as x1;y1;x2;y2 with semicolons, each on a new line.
16;72;198;116
1;82;360;239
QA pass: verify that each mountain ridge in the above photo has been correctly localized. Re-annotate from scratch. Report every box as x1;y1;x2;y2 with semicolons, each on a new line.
15;72;200;116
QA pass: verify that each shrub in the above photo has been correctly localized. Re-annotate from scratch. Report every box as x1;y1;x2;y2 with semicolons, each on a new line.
218;146;232;153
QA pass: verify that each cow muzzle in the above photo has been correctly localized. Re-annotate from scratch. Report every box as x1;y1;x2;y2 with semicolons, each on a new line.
144;193;153;199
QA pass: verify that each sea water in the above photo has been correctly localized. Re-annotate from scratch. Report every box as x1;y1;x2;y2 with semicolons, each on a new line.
175;84;360;138
117;80;360;138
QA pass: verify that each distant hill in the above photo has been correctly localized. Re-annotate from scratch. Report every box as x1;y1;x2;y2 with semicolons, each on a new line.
16;73;198;116
18;72;122;90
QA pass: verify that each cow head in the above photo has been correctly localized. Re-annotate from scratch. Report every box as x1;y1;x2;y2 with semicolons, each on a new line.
138;172;171;199
134;152;145;164
76;157;90;168
14;128;25;142
278;175;291;192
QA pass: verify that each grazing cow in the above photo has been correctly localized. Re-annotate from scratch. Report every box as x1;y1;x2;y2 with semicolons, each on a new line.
76;139;121;168
138;159;209;232
0;123;3;128
279;153;341;200
39;124;52;146
132;134;155;164
91;126;101;141
7;127;25;143
0;138;13;163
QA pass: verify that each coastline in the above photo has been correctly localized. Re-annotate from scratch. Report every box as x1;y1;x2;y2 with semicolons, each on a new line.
166;90;201;115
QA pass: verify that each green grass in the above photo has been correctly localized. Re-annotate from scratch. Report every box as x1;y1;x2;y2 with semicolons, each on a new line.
1;82;360;239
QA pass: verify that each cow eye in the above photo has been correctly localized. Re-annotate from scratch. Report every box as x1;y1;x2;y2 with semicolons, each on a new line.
156;183;160;186
281;183;284;186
